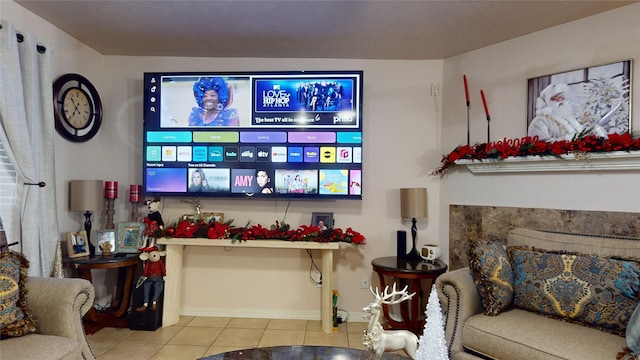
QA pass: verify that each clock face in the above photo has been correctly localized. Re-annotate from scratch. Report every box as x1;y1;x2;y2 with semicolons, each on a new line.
53;74;103;142
62;88;93;129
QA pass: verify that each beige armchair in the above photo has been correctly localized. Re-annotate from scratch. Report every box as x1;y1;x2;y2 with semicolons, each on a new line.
1;277;96;360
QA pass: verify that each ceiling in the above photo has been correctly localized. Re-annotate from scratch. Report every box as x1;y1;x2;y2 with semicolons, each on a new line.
15;0;636;60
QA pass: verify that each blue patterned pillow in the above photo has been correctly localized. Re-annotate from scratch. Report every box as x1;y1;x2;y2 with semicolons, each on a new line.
467;235;514;316
509;247;640;335
0;251;36;338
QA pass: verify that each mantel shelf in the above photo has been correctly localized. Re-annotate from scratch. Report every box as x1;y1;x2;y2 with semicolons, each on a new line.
455;150;640;173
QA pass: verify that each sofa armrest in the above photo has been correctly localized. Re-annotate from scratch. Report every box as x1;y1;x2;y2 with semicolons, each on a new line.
25;277;95;356
436;267;483;357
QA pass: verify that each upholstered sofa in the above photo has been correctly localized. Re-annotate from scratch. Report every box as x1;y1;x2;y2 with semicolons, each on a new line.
1;276;96;360
436;227;640;360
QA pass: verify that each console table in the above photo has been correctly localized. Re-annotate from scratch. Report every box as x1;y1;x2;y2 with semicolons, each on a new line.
156;238;340;333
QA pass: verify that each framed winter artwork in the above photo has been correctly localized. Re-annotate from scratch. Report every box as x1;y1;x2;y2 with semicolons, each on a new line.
117;222;145;253
526;59;631;142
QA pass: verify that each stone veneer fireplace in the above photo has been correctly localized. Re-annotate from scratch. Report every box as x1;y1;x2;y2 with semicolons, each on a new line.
448;205;640;270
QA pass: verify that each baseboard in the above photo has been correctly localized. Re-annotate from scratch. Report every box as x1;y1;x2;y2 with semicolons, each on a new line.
182;307;368;323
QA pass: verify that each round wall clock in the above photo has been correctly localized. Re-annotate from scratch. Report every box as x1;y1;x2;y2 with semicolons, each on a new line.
53;73;103;142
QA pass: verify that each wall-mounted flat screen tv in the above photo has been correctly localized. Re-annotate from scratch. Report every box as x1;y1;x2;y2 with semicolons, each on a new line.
143;71;363;199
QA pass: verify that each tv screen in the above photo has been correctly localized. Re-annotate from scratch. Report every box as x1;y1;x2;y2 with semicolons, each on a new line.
143;71;363;199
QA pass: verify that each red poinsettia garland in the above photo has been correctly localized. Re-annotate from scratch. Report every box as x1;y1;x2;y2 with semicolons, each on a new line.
151;219;366;246
432;133;640;175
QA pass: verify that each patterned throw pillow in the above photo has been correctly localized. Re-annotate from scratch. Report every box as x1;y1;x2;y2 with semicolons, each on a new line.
0;251;36;338
509;247;640;336
466;235;514;316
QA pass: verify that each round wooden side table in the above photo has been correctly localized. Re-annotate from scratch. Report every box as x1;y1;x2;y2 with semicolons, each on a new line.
371;256;447;335
64;254;140;334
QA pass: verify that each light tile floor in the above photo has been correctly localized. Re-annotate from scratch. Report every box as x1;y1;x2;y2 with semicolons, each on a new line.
87;316;385;360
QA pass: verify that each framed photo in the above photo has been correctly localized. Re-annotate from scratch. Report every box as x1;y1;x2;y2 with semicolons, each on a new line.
96;229;116;255
66;231;89;258
202;212;224;224
181;212;225;224
117;222;145;253
527;60;631;141
311;212;333;230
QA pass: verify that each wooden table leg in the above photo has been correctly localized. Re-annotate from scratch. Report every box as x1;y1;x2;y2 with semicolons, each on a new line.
321;248;333;334
111;264;136;317
410;278;422;334
110;267;126;310
161;244;184;327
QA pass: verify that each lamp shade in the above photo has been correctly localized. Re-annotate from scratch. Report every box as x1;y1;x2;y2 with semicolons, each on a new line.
69;180;104;211
400;188;427;219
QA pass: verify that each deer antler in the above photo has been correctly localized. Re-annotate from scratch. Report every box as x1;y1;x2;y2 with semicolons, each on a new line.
371;283;415;305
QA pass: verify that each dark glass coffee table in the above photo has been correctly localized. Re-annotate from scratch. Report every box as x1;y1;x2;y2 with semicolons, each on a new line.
201;345;410;359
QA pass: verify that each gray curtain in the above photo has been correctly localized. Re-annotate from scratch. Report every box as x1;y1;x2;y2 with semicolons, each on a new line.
0;20;59;276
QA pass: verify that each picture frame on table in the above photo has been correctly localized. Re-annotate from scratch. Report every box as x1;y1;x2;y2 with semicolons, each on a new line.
311;212;334;230
66;231;89;258
202;212;224;224
526;59;631;140
181;212;225;224
96;229;117;255
117;222;145;253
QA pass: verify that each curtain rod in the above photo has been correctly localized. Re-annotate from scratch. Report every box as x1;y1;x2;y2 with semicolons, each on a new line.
0;24;47;53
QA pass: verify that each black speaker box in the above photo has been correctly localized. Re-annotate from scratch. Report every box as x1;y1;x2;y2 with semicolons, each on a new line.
397;230;407;259
130;282;164;331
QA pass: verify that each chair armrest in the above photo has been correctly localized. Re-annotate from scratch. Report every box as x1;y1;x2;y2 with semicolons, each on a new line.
25;277;94;351
436;267;483;357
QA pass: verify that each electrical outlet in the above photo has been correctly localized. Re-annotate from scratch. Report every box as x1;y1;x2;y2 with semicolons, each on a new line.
312;273;322;287
361;274;370;289
431;83;440;96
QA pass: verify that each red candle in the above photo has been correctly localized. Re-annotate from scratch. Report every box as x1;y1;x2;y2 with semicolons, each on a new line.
130;184;142;203
480;90;490;120
463;75;470;106
105;181;118;199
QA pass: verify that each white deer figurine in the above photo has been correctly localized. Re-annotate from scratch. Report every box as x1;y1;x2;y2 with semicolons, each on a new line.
362;283;419;360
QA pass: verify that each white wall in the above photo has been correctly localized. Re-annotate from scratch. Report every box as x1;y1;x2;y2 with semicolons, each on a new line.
438;3;640;263
4;0;639;320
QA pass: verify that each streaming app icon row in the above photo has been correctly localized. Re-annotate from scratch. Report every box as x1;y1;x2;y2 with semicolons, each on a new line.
147;145;362;164
146;167;362;196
